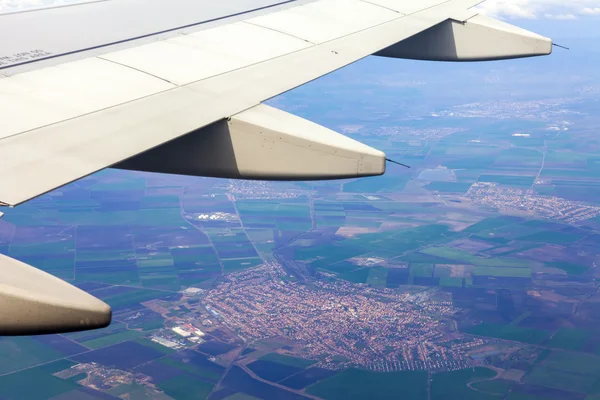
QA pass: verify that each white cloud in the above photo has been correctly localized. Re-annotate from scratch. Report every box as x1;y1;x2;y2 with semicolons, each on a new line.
544;13;577;20
476;0;600;20
582;7;600;15
0;0;86;13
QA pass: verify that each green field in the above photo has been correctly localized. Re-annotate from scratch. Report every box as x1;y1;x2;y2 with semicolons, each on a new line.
545;328;591;350
547;262;589;275
426;182;473;193
260;353;316;368
82;329;149;349
411;264;434;277
463;217;522;233
339;267;371;283
99;288;169;309
109;383;173;400
523;351;600;394
160;356;225;383
472;266;531;278
506;393;547;400
478;175;536;187
517;231;584;244
543;351;600;375
439;277;464;287
157;374;214;400
366;267;388;289
134;338;177;355
431;368;499;400
222;258;263;273
307;369;428;400
470;379;513;396
0;337;66;374
420;247;531;268
525;366;597;393
0;360;79;400
467;323;550;344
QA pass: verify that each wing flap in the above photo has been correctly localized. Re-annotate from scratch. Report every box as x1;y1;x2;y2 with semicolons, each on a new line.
116;104;386;180
376;14;552;61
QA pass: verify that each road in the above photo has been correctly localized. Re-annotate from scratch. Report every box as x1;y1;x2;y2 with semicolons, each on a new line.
238;363;320;399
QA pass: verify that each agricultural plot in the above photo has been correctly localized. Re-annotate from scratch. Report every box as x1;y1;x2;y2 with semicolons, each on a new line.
0;337;77;375
524;366;597;394
478;175;536;187
431;368;499;400
222;258;263;273
237;201;312;231
546;262;589;275
340;268;371;283
155;375;214;400
280;368;337;389
0;360;82;400
366;266;388;289
516;231;584;244
463;217;525;234
420;247;532;269
247;360;303;383
73;341;165;370
137;350;225;384
260;353;315;368
91;286;177;312
219;366;307;400
307;368;428;400
342;173;410;193
426;181;473;193
470;379;513;396
545;328;591;351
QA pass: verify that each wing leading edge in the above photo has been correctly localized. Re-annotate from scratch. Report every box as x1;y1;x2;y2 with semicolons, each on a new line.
0;0;552;335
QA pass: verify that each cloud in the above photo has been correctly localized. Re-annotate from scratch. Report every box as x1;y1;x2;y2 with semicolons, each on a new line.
544;13;577;20
582;7;600;15
476;0;600;20
0;0;84;12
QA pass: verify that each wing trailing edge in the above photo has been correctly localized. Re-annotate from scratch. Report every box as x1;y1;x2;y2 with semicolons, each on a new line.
116;104;386;180
0;254;111;336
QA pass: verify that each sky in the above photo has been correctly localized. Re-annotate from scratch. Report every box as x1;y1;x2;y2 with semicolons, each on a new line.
476;0;600;20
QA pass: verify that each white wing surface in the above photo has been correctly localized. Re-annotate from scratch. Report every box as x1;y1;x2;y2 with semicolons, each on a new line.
0;0;552;335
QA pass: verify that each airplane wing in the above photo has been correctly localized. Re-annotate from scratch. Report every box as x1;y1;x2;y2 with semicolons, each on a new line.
0;0;552;335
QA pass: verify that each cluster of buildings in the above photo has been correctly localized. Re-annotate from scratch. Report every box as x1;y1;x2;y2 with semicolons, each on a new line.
466;182;600;223
149;323;208;350
54;363;155;393
202;262;482;371
371;126;467;139
437;98;574;119
193;212;239;221
218;180;304;200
